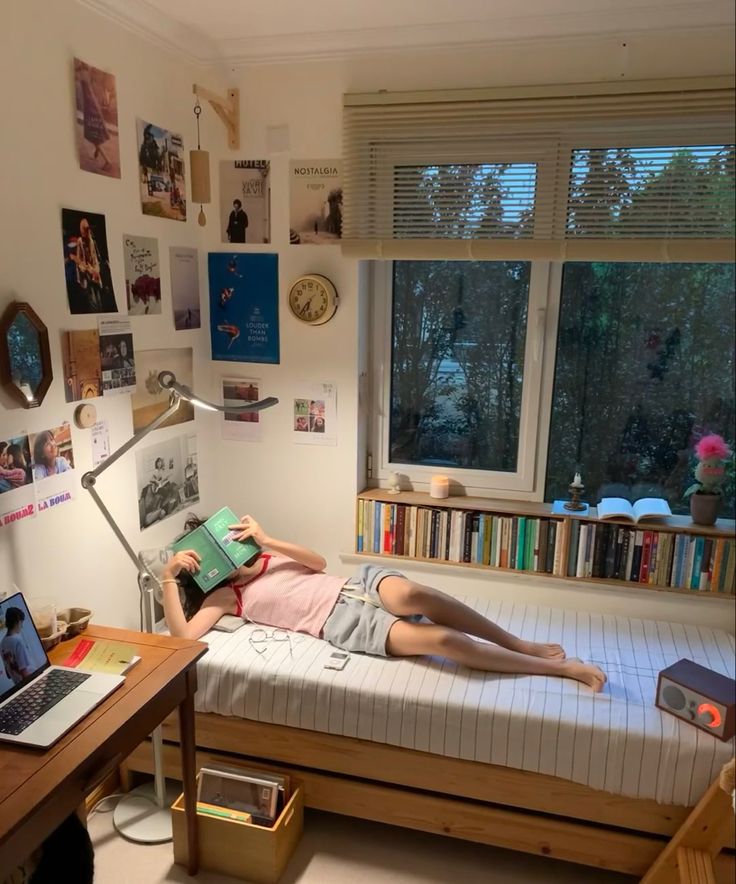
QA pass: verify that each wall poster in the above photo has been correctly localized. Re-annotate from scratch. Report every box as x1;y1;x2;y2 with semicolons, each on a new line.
123;234;161;315
289;160;342;245
208;253;279;364
73;58;120;178
136;119;186;222
219;160;271;244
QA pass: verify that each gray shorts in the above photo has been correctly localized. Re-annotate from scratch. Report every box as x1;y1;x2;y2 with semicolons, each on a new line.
321;564;420;657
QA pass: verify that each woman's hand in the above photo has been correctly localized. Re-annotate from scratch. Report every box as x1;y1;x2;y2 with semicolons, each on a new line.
229;514;268;546
163;549;201;580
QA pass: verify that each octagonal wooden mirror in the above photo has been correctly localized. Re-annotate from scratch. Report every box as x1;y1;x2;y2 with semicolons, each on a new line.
0;302;53;408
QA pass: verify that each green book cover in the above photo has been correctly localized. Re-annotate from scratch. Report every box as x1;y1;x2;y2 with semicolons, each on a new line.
172;506;261;592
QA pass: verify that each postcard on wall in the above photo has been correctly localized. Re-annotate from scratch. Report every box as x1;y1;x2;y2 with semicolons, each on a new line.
292;382;337;445
91;420;111;468
208;253;279;364
73;58;120;179
219;161;271;245
170;246;200;329
123;234;161;315
135;433;199;531
61;329;102;402
131;347;194;433
221;377;263;442
136;119;186;222
98;318;135;396
0;431;35;527
61;208;118;314
289;160;342;245
30;423;75;516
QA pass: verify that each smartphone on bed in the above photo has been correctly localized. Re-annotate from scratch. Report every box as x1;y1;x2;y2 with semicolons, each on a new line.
213;615;244;633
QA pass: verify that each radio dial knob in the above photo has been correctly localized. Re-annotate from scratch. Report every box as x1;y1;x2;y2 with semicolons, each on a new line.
696;703;721;729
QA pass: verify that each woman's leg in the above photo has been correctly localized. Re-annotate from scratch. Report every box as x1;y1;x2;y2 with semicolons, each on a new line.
377;577;565;659
386;621;606;691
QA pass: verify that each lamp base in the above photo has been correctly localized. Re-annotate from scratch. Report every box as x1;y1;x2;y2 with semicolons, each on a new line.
113;780;180;844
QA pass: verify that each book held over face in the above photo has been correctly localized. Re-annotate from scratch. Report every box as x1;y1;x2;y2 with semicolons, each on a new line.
596;497;672;523
171;506;261;592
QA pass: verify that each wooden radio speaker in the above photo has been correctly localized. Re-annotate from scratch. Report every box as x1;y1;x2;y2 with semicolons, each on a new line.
656;659;736;742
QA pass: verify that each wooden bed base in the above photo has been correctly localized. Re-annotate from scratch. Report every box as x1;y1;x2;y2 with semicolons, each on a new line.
124;712;735;879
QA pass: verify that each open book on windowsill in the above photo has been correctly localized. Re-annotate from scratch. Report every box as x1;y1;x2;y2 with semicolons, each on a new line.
595;497;672;523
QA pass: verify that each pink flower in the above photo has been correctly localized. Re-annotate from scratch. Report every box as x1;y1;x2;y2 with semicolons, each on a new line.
694;433;731;462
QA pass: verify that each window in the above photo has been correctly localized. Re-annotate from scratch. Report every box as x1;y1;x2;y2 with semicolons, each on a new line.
547;262;735;517
356;82;735;508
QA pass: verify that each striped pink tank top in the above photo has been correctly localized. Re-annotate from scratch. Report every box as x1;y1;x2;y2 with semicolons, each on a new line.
231;553;345;637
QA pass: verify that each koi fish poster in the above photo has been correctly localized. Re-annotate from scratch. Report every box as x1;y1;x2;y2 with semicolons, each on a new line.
207;253;280;364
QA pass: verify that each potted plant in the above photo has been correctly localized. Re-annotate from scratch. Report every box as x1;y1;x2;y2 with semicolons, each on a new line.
684;433;732;525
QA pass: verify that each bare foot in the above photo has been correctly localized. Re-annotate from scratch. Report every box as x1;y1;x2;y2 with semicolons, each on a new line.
562;659;607;692
517;640;566;660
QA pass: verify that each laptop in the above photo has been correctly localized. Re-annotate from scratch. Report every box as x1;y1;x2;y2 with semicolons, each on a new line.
0;592;124;748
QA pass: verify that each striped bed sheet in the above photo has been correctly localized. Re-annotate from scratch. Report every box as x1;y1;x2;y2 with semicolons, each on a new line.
193;597;735;806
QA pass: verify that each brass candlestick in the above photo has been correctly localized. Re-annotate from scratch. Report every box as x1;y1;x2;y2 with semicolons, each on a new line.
564;482;586;511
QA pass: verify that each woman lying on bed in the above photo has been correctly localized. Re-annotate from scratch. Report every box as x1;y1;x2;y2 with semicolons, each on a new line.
162;514;607;691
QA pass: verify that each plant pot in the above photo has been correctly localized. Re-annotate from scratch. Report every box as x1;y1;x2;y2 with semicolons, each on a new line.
689;493;721;526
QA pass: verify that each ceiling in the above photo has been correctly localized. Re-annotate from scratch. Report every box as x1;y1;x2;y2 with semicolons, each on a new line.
83;0;735;65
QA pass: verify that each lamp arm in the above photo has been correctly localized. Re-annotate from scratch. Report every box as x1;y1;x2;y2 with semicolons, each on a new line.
80;393;182;579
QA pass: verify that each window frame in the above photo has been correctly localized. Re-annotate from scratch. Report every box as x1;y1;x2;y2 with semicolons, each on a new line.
369;258;557;499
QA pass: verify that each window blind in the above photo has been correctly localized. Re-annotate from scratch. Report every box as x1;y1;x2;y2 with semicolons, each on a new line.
342;78;735;262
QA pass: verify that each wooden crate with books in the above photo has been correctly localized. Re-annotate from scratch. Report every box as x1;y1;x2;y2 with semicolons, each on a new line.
355;490;736;598
171;763;303;883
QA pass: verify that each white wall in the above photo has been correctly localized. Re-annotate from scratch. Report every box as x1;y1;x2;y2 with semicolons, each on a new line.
0;2;733;632
0;0;226;627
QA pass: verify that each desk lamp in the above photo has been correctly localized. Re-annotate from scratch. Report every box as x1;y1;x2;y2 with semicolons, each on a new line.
81;370;277;843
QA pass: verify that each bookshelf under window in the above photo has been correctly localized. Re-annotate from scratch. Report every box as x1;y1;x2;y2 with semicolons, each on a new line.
355;490;736;598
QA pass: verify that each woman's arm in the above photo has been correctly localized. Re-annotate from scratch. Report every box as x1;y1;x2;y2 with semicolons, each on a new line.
230;515;327;572
161;550;236;640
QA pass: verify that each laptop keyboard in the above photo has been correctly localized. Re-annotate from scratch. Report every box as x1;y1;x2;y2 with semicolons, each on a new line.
0;669;92;735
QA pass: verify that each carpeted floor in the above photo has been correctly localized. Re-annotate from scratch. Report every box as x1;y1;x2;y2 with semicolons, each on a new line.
88;804;634;883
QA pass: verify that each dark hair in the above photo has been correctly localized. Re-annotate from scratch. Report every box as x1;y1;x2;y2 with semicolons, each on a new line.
174;513;234;620
7;443;26;469
33;430;55;465
154;457;165;470
233;199;242;209
0;442;7;455
4;606;25;630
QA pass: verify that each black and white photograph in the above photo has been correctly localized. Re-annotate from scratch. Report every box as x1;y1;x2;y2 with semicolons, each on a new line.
61;208;118;314
219;160;271;244
99;318;136;395
289;160;342;245
135;433;198;530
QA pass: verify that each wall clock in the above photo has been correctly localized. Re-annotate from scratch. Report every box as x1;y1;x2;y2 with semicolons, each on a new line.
288;274;339;326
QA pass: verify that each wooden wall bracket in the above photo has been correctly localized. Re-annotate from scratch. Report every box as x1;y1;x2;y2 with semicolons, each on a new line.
192;84;240;150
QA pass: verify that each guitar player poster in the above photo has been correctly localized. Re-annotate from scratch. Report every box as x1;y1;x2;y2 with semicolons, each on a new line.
61;208;118;314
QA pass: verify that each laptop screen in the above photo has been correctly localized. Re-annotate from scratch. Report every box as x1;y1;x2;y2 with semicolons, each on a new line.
0;593;49;703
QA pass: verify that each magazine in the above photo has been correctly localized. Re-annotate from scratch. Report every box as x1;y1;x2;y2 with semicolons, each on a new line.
596;497;672;523
171;506;261;592
62;638;140;674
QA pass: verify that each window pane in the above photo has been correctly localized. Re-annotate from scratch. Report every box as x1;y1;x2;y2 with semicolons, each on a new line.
546;263;735;517
393;163;537;239
390;261;529;471
567;145;735;238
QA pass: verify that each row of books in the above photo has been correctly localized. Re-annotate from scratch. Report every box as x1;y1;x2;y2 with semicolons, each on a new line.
355;500;736;593
356;500;565;574
566;522;735;592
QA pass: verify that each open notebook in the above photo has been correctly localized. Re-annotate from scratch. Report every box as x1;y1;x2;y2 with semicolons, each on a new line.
0;592;124;748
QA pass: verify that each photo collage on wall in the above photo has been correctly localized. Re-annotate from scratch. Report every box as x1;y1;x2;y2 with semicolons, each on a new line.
4;52;348;532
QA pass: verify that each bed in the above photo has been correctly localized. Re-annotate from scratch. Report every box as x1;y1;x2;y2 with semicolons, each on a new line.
125;596;736;877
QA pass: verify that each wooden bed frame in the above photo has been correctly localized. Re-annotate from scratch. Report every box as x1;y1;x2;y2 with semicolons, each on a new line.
124;711;735;878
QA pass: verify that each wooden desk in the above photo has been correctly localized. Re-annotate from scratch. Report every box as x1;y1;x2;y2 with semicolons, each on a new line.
0;625;206;878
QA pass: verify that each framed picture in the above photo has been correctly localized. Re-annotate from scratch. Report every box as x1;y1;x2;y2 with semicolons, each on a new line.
197;766;279;823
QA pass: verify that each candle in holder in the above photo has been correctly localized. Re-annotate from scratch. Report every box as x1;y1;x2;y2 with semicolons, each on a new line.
430;475;450;499
573;472;582;487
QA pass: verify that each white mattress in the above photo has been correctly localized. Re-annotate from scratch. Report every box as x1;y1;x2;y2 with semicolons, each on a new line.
193;598;735;806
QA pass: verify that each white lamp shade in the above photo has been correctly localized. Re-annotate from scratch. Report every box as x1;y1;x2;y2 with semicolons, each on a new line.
190;149;211;204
